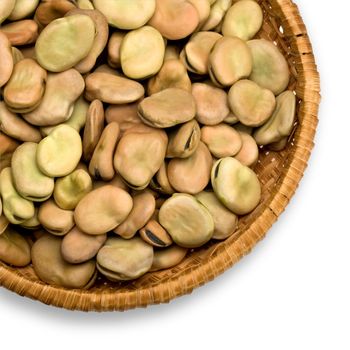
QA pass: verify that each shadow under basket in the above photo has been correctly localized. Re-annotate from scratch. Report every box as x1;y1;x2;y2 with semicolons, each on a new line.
0;0;320;311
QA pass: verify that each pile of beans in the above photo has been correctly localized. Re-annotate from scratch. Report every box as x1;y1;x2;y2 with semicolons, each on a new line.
0;0;296;288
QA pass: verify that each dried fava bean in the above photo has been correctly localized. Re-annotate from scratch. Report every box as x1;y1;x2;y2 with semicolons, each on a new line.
105;101;142;133
151;162;175;195
139;219;172;248
11;142;54;202
138;88;196;128
0;214;10;235
85;72;145;104
54;169;92;210
1;20;39;46
74;185;133;235
147;59;192;95
0;31;14;88
93;174;129;192
211;157;261;215
107;32;125;69
247;39;290;95
89;122;120;181
0;227;31;266
0;102;42;143
37;125;82;177
181;31;222;75
120;26;165;80
66;8;109;74
228;79;276;127
149;0;199;40
38;199;74;236
11;47;24;64
168;142;212;195
224;112;239;124
159;193;214;248
20;207;40;230
23;69;85;126
96;237;153;281
0;132;19;157
192;82;230;125
35;15;95;72
114;125;168;189
0;0;16;24
234;131;259;167
35;1;76;27
76;0;94;10
8;0;39;21
254;91;296;145
209;36;252;87
32;235;96;288
201;0;232;31
4;58;47;114
188;0;211;29
114;192;156;239
196;191;238;240
166;120;200;159
201;124;242;158
0;167;35;224
83;100;105;162
61;227;106;264
93;0;155;29
222;0;263;41
150;245;188;272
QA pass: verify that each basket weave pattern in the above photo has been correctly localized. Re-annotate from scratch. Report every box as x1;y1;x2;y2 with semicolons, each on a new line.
0;0;320;311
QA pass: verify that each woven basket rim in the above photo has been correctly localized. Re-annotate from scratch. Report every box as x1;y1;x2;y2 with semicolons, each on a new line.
0;0;320;311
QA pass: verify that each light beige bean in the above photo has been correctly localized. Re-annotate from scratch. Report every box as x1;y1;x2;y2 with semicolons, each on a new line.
54;169;93;210
23;69;85;126
159;193;214;248
149;0;199;40
114;125;168;189
0;226;31;266
192;82;230;125
85;72;145;104
0;0;16;24
234;131;259;167
83;99;105;162
61;227;106;264
66;8;109;74
168;142;212;195
0;31;14;88
8;0;39;21
11;142;54;202
201;124;242;158
211;157;261;215
0;102;41;142
107;31;126;69
96;237;153;281
114;192;156;239
201;0;232;31
4;58;47;113
76;0;94;10
89;122;120;181
147;59;192;95
140;219;172;248
1;20;39;46
32;234;96;288
138;88;196;128
74;185;133;235
150;245;188;272
38;199;75;236
188;0;211;29
166;120;201;158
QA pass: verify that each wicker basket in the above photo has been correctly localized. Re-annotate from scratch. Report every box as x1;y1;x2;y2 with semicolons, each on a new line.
0;0;320;311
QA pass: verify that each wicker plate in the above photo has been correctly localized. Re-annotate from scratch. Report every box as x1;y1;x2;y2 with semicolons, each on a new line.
0;0;320;311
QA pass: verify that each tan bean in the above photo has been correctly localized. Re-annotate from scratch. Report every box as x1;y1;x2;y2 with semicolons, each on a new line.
0;102;41;143
140;219;172;248
4;58;47;114
1;20;39;46
89;122;120;181
61;227;106;264
0;0;16;25
11;47;24;64
35;0;76;27
0;226;31;266
74;185;133;235
114;192;156;239
150;161;175;195
20;207;40;230
0;132;20;157
93;173;129;192
8;0;39;21
83;99;105;162
38;199;75;236
0;31;14;88
168;142;212;195
234;131;259;167
107;31;126;69
32;234;96;288
150;245;187;272
201;0;232;31
85;72;145;104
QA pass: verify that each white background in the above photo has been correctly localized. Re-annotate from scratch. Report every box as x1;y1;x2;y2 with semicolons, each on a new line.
0;1;349;349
